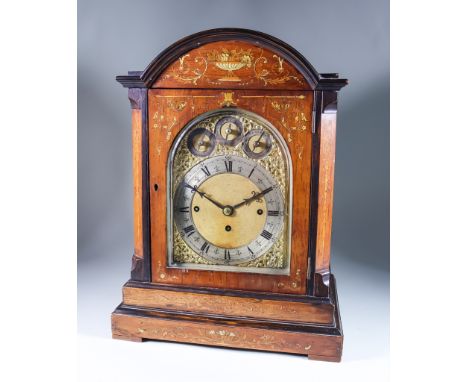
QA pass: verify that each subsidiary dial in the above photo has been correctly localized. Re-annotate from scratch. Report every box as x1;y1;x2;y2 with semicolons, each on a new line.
187;127;216;157
215;116;243;146
242;129;272;159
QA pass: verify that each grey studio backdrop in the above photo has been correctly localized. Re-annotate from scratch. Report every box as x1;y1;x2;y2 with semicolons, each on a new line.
78;0;389;367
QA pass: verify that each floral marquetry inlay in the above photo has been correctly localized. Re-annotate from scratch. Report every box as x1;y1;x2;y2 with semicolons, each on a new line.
147;87;313;293
153;41;310;90
240;95;310;159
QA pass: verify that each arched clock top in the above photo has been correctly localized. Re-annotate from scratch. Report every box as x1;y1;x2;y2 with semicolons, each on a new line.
116;28;348;91
151;40;309;90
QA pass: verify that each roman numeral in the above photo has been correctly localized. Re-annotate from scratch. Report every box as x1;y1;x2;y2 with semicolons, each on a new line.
178;206;190;213
248;167;255;178
247;247;254;255
224;249;230;260
201;166;210;176
201;241;210;253
261;230;273;240
183;225;195;236
267;210;279;216
225;160;232;172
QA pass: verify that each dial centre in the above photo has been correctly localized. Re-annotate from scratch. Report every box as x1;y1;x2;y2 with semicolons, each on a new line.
223;206;234;216
191;173;267;249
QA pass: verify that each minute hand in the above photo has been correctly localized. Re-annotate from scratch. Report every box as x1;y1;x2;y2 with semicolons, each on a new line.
184;183;225;210
233;186;274;209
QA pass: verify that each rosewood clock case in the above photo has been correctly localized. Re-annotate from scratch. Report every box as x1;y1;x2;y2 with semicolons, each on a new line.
111;28;348;362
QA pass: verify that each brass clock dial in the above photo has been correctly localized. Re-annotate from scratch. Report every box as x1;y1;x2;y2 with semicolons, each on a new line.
168;108;291;274
174;155;284;265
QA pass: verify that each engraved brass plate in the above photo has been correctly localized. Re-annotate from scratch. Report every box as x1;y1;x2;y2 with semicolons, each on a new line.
167;108;291;274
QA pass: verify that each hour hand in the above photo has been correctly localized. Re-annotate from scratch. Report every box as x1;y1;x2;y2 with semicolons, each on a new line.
184;183;225;210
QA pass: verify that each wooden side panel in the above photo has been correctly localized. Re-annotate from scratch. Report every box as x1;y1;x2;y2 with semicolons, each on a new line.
153;40;310;90
122;286;334;324
132;109;143;259
127;88;149;281
315;113;336;270
112;312;342;361
314;91;338;297
148;89;313;294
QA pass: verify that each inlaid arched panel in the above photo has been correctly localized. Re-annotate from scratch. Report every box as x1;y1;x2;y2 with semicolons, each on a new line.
152;40;311;90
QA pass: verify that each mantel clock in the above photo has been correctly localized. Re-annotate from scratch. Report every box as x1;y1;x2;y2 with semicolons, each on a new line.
111;28;348;362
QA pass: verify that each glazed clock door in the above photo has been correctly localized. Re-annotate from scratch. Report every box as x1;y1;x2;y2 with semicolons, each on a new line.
148;89;313;295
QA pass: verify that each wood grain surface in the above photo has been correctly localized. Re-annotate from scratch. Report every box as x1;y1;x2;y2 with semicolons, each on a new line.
313;91;338;296
153;40;310;90
112;275;343;361
132;109;143;259
148;88;313;294
111;307;342;361
122;286;334;324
